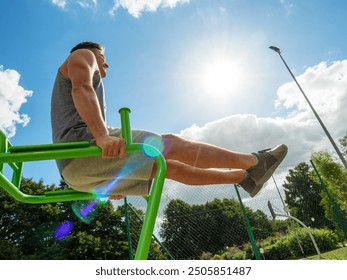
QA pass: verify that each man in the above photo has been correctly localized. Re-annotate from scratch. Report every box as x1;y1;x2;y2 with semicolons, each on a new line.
51;41;287;199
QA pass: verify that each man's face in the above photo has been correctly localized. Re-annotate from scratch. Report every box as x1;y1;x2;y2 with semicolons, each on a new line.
94;49;109;78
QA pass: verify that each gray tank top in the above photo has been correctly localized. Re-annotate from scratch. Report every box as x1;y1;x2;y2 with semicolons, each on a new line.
51;70;106;173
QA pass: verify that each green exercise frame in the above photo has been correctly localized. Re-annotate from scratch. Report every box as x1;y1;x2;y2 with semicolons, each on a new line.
0;107;167;260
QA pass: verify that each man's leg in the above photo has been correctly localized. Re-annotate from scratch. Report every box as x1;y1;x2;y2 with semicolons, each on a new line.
162;134;257;170
157;134;287;197
150;159;246;185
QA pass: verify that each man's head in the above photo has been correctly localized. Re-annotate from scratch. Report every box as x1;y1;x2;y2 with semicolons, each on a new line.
70;41;104;53
70;41;109;78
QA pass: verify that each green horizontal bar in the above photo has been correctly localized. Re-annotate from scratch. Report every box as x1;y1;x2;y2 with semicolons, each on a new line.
0;146;102;164
9;141;90;152
0;143;159;204
45;189;90;196
0;173;96;204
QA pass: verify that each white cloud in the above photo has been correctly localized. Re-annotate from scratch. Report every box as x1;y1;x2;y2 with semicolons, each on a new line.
77;0;97;8
179;59;347;166
0;66;32;138
280;0;294;15
51;0;69;9
50;0;189;17
109;0;189;18
50;0;97;9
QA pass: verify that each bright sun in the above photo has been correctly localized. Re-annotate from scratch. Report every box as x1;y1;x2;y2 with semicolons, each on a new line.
201;58;242;97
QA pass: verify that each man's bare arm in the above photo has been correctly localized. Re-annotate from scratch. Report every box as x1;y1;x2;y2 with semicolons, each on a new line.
66;49;126;159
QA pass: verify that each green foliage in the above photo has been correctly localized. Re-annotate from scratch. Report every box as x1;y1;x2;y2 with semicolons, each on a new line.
282;162;335;229
0;240;19;259
264;236;292;260
311;151;347;227
220;246;247;260
309;246;347;260
160;198;274;259
120;203;169;260
0;178;129;259
264;227;339;259
288;228;338;257
209;227;339;260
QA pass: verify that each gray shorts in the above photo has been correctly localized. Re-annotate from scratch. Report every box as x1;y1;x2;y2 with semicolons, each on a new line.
62;128;161;196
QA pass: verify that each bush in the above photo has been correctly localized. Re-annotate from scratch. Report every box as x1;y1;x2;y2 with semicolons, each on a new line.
200;252;212;260
264;236;292;260
232;251;247;260
288;228;338;257
199;228;339;260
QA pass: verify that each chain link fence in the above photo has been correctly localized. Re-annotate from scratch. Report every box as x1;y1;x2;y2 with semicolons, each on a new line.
124;163;346;260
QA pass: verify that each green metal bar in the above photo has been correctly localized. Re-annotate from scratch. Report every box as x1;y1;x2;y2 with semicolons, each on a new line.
9;141;91;152
0;146;102;164
0;108;167;260
134;158;166;260
119;108;132;147
310;160;347;238
234;185;261;260
0;144;159;204
11;162;23;188
0;172;97;203
117;108;167;260
0;130;7;173
124;196;134;260
128;203;175;260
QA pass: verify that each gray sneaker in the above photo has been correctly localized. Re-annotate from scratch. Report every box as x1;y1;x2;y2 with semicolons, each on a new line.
248;144;288;187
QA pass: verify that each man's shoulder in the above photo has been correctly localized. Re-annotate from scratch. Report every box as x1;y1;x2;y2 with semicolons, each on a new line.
60;49;96;78
68;48;95;61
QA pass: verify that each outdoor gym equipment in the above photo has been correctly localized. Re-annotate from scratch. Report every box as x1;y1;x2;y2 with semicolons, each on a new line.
268;200;322;259
0;107;167;260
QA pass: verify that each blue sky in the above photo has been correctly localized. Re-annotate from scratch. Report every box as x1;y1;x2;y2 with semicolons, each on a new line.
1;0;347;186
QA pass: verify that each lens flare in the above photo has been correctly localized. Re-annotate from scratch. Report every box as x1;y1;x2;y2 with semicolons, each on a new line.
54;221;74;240
72;200;99;224
142;135;164;158
80;199;98;217
70;148;151;224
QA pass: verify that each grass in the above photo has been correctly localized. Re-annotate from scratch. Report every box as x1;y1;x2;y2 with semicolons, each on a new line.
305;246;347;260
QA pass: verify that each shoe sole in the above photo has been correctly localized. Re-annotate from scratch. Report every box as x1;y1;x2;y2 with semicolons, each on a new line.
249;183;264;198
250;144;288;197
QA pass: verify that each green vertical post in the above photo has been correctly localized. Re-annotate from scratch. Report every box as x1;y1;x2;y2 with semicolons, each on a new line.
119;108;132;147
124;196;134;260
134;157;166;260
128;203;175;260
0;130;7;173
118;108;167;260
234;185;261;260
310;160;347;238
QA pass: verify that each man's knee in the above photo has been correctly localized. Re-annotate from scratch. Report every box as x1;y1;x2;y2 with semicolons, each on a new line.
162;133;189;148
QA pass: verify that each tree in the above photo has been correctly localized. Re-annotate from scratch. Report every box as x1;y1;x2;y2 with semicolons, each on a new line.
339;135;347;157
0;178;129;259
160;198;274;259
0;178;64;259
311;151;347;235
118;202;168;260
160;199;195;259
282;162;334;229
247;209;273;240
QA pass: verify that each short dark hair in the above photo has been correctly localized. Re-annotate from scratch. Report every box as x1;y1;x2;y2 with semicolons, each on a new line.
70;41;104;53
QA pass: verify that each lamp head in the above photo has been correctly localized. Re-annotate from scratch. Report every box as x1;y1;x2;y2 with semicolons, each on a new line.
269;46;281;54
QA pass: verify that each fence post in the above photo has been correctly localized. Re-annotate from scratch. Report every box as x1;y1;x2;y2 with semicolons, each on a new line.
124;197;134;260
234;185;261;260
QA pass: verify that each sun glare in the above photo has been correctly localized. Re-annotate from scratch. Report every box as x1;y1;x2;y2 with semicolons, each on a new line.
201;58;242;97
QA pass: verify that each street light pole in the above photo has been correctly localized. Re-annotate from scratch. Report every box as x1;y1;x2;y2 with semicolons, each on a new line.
269;46;347;170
